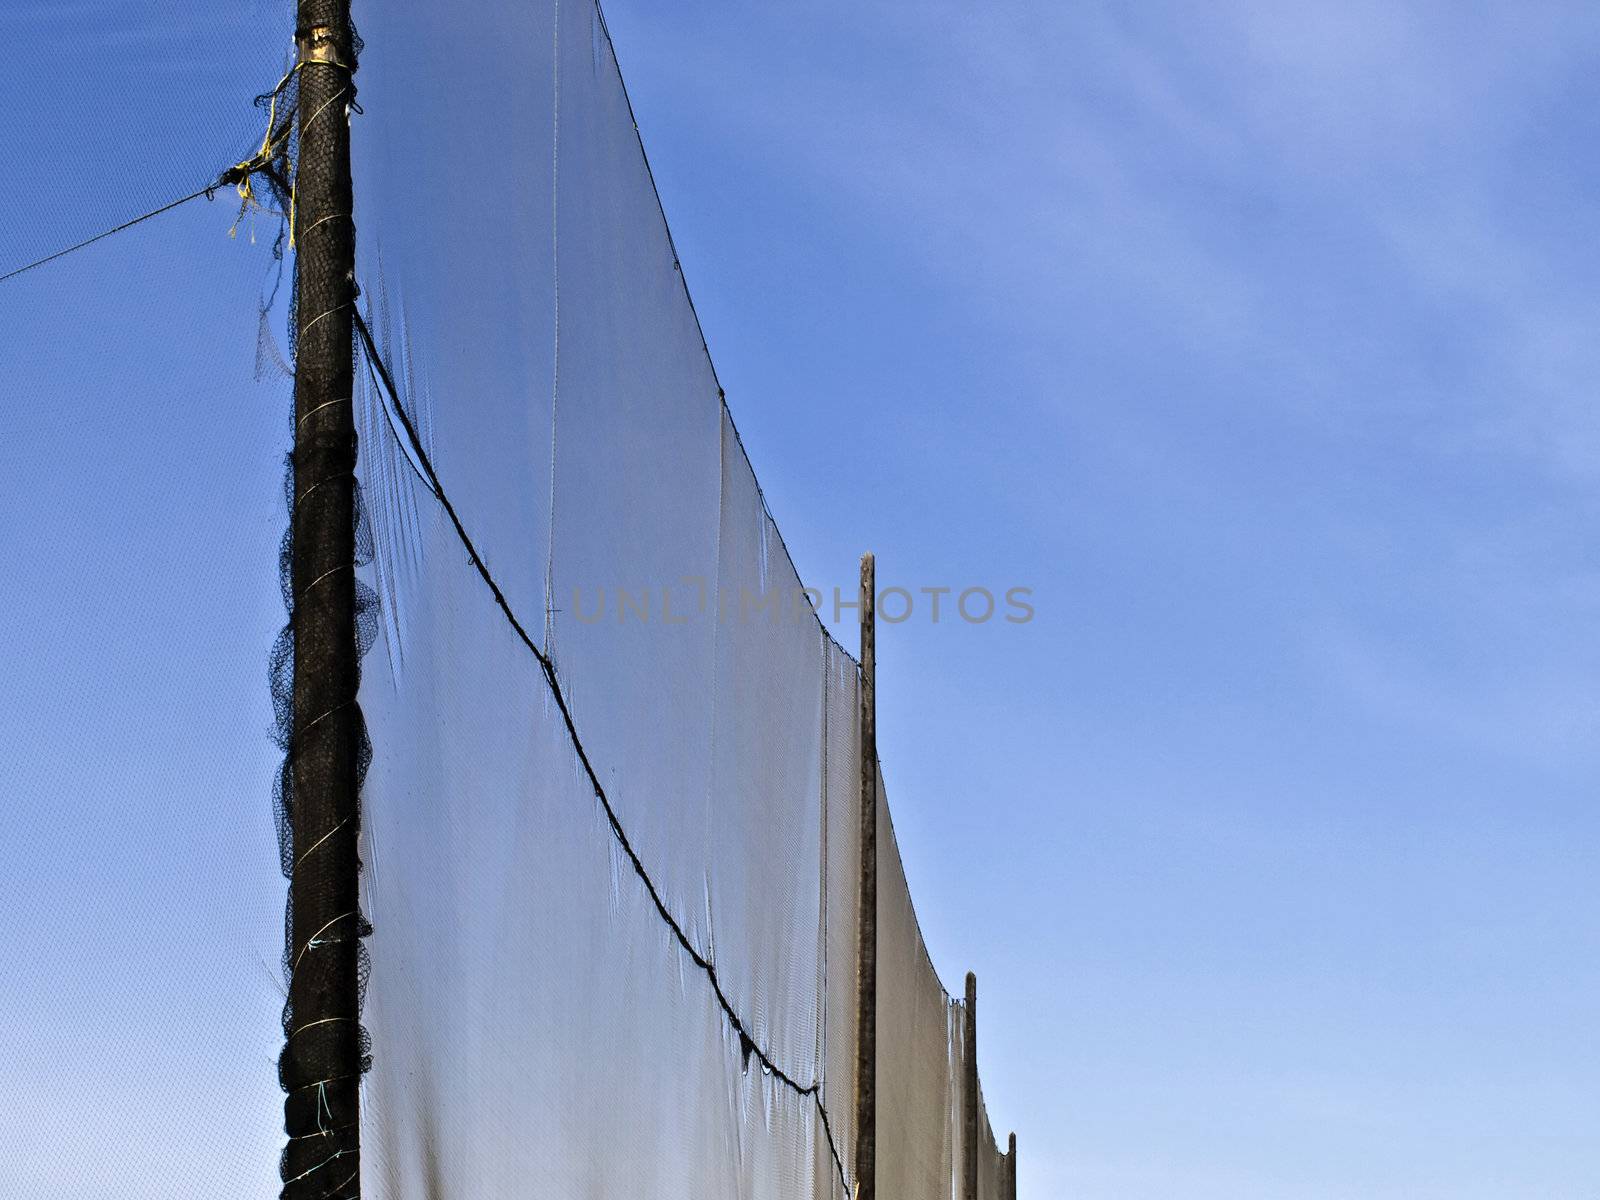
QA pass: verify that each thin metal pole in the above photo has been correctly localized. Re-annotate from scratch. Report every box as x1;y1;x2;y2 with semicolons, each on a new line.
964;971;979;1200
852;553;877;1200
282;5;363;1198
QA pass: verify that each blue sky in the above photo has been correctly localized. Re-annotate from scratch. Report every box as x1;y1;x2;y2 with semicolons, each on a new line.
2;2;1598;1197
598;2;1600;1196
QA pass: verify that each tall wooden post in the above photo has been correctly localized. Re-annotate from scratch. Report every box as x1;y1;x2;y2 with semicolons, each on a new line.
963;971;979;1200
283;4;363;1198
1007;1131;1018;1200
852;553;877;1200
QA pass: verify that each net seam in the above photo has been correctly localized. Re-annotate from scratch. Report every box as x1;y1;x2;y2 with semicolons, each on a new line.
354;309;852;1194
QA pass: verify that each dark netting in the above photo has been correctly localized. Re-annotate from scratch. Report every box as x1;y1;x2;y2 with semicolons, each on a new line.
268;454;378;1074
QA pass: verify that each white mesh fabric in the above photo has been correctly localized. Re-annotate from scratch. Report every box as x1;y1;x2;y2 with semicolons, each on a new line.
352;2;848;1196
351;3;1005;1195
876;779;959;1200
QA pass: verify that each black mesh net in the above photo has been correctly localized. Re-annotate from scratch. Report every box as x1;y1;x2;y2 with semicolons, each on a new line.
268;454;378;1076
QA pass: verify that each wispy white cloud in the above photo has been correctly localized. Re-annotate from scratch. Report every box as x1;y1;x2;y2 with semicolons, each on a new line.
626;0;1600;482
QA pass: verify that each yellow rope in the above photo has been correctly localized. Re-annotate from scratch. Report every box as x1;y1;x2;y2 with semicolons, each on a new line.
229;63;302;242
228;55;357;245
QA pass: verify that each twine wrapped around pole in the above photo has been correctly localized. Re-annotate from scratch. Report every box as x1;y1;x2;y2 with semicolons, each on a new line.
281;5;364;1197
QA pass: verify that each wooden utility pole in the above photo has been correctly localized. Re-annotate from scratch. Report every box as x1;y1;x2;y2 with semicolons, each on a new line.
282;4;363;1198
853;553;877;1200
963;971;979;1200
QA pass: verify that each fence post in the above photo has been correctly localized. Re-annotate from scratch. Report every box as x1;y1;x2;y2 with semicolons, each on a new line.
282;4;363;1198
964;971;979;1200
852;553;877;1200
1008;1131;1018;1200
